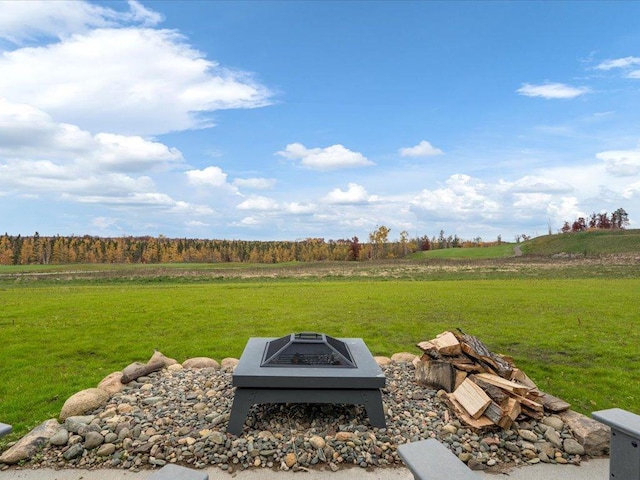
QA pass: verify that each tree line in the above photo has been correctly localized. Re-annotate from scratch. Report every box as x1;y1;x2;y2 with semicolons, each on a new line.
0;229;497;266
560;207;629;233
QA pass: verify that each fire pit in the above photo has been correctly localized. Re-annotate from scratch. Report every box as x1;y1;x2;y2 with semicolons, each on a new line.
228;332;386;435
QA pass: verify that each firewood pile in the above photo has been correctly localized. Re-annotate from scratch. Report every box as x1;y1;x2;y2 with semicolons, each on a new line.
414;330;570;430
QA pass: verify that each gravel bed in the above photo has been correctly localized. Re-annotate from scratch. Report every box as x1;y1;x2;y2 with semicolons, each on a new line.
15;364;586;474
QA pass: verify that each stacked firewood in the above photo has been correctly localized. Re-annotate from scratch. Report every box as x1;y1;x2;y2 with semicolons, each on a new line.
414;330;570;430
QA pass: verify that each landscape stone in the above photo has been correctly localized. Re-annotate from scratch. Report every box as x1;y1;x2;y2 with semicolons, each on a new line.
148;350;178;367
390;352;417;364
374;356;392;366
97;372;125;395
167;363;184;372
0;419;59;464
59;388;109;421
560;410;611;455
182;357;220;369
220;357;239;372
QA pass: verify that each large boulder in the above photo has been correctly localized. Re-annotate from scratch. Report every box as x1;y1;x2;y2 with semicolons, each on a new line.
183;357;220;369
59;388;110;421
220;358;239;372
0;419;59;464
148;350;178;367
97;371;125;395
560;410;611;455
391;352;418;364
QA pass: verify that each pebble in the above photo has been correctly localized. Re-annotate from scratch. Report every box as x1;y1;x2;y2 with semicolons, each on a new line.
16;364;586;473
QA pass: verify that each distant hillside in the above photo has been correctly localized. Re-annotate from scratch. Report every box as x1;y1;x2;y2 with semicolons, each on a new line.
521;229;640;257
407;243;516;260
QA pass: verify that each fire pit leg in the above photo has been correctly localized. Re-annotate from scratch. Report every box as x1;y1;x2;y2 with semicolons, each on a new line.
363;390;387;428
228;389;255;436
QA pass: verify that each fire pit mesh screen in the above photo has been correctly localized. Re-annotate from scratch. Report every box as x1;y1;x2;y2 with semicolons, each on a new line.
261;332;356;368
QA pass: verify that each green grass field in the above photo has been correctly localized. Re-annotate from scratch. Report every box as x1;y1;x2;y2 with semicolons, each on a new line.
1;271;639;440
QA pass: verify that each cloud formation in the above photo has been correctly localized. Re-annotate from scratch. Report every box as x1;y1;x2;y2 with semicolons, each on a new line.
277;143;374;170
517;82;589;99
399;140;443;158
596;56;640;79
323;183;371;205
0;7;271;136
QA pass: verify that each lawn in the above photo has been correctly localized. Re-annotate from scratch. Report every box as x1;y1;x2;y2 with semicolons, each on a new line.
1;274;638;440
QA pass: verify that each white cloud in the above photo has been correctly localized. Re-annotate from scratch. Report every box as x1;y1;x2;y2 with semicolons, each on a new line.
276;143;374;170
411;174;500;221
323;183;371;204
622;181;640;199
0;26;272;136
399;140;443;158
237;195;278;211
0;0;161;45
596;147;640;176
233;177;276;189
517;82;589;99
500;176;572;194
596;56;640;71
283;202;316;214
186;166;229;187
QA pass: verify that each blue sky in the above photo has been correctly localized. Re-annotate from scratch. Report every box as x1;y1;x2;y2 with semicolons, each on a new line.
1;1;640;242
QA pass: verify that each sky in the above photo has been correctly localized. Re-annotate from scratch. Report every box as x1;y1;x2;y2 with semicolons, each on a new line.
1;1;640;242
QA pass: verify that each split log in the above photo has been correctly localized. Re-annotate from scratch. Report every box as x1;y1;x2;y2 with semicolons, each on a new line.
470;375;509;404
455;330;513;378
474;373;530;396
441;393;495;430
510;368;539;390
452;378;492;419
431;331;461;356
483;401;504;425
498;397;521;429
121;360;165;384
415;358;456;392
454;370;468;390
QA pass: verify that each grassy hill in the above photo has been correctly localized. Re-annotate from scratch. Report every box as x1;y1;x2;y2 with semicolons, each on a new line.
408;229;639;260
521;229;640;257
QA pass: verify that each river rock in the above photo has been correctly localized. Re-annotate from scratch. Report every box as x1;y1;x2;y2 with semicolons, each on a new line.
97;443;116;456
518;429;538;443
63;443;84;460
49;428;69;446
563;438;585;455
0;419;59;464
84;431;104;450
542;415;564;431
183;357;220;369
59;388;110;421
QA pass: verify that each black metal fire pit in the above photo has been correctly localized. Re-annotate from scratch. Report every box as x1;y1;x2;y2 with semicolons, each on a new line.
228;332;386;436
